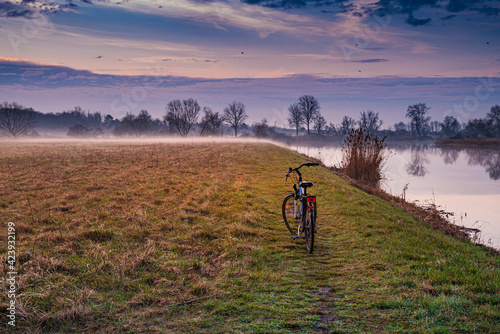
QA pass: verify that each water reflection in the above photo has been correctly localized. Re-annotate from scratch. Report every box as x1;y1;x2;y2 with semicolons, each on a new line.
440;149;459;165
463;149;500;180
399;145;500;181
406;146;430;177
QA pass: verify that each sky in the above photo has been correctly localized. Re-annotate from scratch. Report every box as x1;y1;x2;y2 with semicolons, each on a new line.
1;0;500;127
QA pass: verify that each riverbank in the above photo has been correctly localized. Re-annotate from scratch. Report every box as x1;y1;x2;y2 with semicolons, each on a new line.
436;138;500;150
1;140;499;333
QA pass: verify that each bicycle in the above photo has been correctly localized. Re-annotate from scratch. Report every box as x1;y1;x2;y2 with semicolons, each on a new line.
282;162;319;253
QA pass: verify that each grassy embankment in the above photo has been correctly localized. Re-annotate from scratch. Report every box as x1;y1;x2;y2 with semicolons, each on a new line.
0;140;499;333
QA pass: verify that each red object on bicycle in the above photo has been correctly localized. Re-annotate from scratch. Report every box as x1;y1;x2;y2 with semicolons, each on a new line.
307;197;316;203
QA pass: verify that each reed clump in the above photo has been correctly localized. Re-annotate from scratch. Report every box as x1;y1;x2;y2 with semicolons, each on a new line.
341;128;386;187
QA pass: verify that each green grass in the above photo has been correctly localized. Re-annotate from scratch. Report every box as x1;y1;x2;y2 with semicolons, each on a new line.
0;140;499;333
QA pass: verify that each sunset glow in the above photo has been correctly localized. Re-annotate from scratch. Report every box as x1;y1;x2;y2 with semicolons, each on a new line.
1;0;499;123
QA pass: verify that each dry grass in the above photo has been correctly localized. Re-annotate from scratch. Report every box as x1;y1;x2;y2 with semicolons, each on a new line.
1;140;499;333
0;141;290;332
341;128;387;187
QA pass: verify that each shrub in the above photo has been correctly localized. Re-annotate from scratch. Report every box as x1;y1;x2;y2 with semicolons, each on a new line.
341;128;386;187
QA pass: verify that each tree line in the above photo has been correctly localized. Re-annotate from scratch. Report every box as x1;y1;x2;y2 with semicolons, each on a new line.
1;98;499;140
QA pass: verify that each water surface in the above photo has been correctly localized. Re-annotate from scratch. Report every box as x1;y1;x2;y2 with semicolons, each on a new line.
291;143;500;249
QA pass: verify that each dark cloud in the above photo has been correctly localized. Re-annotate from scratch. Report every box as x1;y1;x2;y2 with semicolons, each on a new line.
406;14;431;26
440;14;456;20
0;0;77;19
0;1;34;18
474;5;500;16
0;59;198;89
241;0;336;9
446;0;474;13
350;58;389;63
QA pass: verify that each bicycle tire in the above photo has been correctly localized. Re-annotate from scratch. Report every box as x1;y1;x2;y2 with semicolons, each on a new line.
305;204;315;253
282;194;299;235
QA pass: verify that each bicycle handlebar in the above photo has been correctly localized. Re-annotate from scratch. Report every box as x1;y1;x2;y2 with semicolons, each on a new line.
286;162;319;180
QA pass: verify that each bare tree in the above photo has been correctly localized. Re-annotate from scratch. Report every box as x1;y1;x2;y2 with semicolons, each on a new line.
253;118;271;138
340;116;356;135
287;103;303;136
0;102;36;137
326;122;338;135
406;103;431;137
298;95;320;135
164;98;200;136
358;110;383;134
314;114;327;135
200;107;223;136
223;101;248;137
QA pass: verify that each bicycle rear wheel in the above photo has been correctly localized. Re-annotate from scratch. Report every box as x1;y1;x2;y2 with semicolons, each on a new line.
304;204;315;253
282;194;300;235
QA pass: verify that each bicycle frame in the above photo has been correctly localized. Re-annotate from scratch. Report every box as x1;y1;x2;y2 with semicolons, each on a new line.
286;162;317;227
284;162;319;253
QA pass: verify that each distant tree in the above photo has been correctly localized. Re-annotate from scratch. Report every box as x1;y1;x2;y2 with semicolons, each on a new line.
441;115;460;138
0;102;36;137
67;124;91;137
287;103;304;136
164;98;201;136
358;110;382;134
340;116;356;135
314;114;327;134
486;105;500;136
223;101;248;137
298;95;320;135
134;110;158;135
103;114;120;130
104;114;114;124
86;111;103;129
253;118;270;138
393;121;407;136
200;107;223;136
465;118;494;138
429;120;441;134
115;110;161;136
325;122;338;135
406;103;431;137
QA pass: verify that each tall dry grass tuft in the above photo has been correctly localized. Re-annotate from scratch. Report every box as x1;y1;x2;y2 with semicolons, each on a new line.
341;128;387;187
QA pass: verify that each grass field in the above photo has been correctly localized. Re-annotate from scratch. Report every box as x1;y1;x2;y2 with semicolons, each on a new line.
1;139;499;333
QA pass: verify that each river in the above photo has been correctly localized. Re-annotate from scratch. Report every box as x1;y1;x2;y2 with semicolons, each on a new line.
290;143;500;250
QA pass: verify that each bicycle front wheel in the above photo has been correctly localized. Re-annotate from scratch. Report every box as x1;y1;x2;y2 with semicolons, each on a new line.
282;194;299;235
304;204;315;253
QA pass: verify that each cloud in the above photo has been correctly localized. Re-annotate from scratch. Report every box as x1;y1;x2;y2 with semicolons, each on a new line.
350;58;390;63
440;14;456;20
20;69;45;77
0;1;34;18
406;14;431;26
46;71;68;80
2;58;500;127
474;5;500;16
0;0;72;18
99;0;333;38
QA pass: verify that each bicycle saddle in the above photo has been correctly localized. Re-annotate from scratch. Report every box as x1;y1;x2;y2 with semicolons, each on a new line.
300;182;313;188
